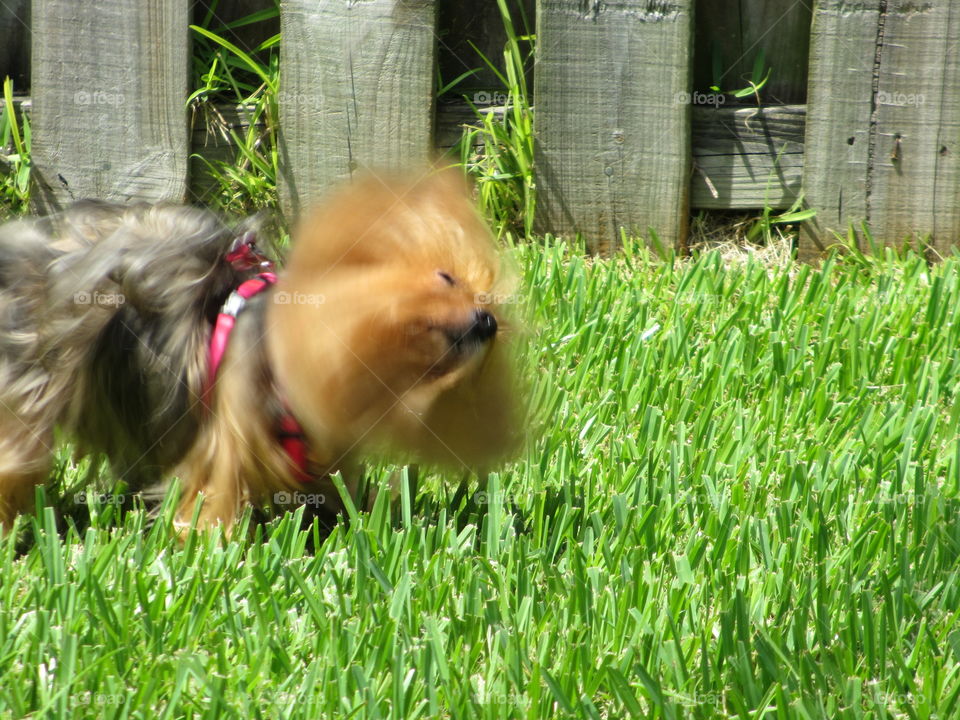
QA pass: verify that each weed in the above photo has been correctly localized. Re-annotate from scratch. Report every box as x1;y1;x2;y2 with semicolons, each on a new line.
452;0;536;238
189;2;280;214
0;76;30;217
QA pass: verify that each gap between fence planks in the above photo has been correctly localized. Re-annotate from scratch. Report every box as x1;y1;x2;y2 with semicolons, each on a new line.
29;0;189;213
693;0;812;105
0;0;30;90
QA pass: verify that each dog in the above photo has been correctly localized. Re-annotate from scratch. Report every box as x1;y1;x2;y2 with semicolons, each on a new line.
0;170;520;533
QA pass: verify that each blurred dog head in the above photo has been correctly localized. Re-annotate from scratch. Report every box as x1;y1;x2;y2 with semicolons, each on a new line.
267;170;522;468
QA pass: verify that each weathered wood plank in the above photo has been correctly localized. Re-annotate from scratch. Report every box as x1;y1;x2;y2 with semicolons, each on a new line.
800;1;881;260
534;0;694;252
932;5;960;257
801;1;960;260
9;97;811;213
278;0;437;219
30;0;189;213
692;105;804;209
694;0;812;104
869;2;960;254
435;98;486;151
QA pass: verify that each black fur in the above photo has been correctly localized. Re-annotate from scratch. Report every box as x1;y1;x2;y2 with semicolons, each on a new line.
0;201;273;488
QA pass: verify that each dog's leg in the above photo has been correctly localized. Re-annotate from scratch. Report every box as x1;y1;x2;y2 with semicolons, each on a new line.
0;422;53;531
173;427;245;535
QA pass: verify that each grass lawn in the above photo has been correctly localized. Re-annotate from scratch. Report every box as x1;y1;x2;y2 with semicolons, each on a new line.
3;240;960;719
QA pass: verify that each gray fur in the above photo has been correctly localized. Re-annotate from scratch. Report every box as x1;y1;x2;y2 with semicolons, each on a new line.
0;201;273;489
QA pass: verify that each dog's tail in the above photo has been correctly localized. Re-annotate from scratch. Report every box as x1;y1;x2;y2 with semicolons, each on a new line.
0;202;274;482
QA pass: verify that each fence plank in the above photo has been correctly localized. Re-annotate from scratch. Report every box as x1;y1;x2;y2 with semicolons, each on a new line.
534;0;694;252
932;7;960;257
800;1;880;260
692;105;804;210
279;0;437;218
30;0;189;213
869;3;960;256
801;1;960;260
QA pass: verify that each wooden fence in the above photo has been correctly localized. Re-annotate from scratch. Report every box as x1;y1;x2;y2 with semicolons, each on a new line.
1;0;958;259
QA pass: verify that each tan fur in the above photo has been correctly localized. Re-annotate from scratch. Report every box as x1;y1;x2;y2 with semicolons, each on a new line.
268;171;521;468
0;169;520;535
0;421;51;523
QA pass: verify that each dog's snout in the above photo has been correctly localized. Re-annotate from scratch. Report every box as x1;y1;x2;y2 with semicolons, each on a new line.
446;309;498;350
471;309;497;342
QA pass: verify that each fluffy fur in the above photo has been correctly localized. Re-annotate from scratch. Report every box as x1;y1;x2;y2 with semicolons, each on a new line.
0;170;520;533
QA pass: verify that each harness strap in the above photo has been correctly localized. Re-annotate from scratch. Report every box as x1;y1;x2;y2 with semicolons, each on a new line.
204;243;311;482
206;272;277;393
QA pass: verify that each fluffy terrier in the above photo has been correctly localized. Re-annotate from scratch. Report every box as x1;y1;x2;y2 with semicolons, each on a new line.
0;170;520;533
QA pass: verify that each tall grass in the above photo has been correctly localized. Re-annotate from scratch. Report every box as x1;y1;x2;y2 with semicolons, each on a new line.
4;243;960;718
0;77;30;217
189;2;280;214
452;0;536;238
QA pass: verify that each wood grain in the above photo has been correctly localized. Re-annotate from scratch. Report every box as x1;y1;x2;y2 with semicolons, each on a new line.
30;0;189;213
800;0;880;260
534;0;694;252
692;105;804;209
278;0;437;219
801;1;960;260
870;2;960;256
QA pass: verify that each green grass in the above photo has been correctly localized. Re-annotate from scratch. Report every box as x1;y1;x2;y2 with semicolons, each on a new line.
188;2;280;215
4;241;960;718
452;0;536;238
0;76;30;219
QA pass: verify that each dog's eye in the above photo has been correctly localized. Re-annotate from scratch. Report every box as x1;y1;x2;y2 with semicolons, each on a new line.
437;270;456;286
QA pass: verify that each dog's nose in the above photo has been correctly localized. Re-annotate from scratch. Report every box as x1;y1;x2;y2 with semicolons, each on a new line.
471;309;497;341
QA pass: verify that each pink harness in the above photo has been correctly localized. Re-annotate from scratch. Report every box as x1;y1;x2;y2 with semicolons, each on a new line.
205;236;310;482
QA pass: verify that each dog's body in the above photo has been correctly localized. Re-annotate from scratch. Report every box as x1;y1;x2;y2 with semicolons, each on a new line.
0;172;518;532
